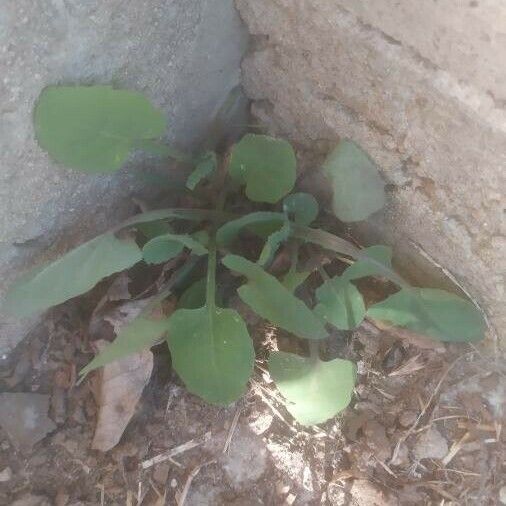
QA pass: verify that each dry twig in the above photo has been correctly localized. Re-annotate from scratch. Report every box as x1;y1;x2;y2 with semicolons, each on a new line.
141;432;212;470
176;460;215;506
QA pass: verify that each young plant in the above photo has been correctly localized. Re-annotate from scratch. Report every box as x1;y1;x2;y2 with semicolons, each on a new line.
3;85;486;426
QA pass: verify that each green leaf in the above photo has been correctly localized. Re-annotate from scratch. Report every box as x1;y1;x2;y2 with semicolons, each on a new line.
167;307;254;405
342;245;393;281
258;220;291;266
283;193;319;225
191;230;210;248
315;277;366;330
290;225;407;288
281;270;311;292
4;234;142;318
222;255;328;340
228;134;296;203
34;85;166;173
142;233;208;265
136;220;173;241
367;288;486;342
322;140;385;222
80;316;170;377
269;351;356;426
216;212;284;247
120;208;229;232
133;139;190;162
186;151;217;190
177;278;207;309
142;239;183;265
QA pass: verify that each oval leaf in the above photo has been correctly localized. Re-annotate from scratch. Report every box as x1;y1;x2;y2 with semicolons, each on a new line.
342;245;393;281
121;208;226;232
186;151;217;190
177;278;207;309
216;212;284;247
34;85;166;173
80;316;170;377
283;192;319;225
222;255;328;340
142;233;207;265
282;270;311;292
228;134;296;203
367;288;486;342
322;140;385;222
4;234;142;318
167;307;254;405
258;220;291;266
269;351;356;426
136;220;173;241
315;277;366;330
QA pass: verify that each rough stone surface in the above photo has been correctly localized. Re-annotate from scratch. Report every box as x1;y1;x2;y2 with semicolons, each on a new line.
221;427;268;489
413;427;449;461
236;0;506;337
0;393;56;452
0;0;248;354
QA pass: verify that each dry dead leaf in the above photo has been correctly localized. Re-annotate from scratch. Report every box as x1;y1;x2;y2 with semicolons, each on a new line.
103;297;157;333
388;354;425;377
91;340;153;452
89;273;132;337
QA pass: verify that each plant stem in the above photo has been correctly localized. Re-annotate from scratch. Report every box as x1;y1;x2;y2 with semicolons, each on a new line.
318;265;331;282
288;241;300;274
206;152;229;311
308;340;320;362
206;236;217;311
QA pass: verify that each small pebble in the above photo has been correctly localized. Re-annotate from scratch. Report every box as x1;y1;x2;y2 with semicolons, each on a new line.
398;410;417;428
276;482;290;495
170;478;178;489
499;485;506;505
285;493;297;505
0;467;12;482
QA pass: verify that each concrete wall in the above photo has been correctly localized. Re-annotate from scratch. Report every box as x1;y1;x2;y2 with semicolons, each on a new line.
0;0;247;355
236;0;505;338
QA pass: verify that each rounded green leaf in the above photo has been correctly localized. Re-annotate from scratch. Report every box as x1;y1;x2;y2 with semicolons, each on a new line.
3;234;142;318
228;134;296;203
322;140;385;222
167;307;254;405
367;288;486;342
136;220;173;241
142;233;208;265
283;193;319;225
177;278;207;309
269;351;356;426
222;255;328;340
315;277;366;330
142;238;184;265
34;85;166;173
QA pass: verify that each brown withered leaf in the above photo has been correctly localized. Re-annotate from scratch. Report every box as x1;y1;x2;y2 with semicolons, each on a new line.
91;340;153;452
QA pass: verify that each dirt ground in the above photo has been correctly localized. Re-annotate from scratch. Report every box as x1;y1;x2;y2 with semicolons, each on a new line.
1;276;504;506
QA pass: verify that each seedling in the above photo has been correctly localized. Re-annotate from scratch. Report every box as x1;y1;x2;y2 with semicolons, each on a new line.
3;86;486;425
